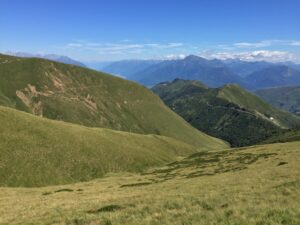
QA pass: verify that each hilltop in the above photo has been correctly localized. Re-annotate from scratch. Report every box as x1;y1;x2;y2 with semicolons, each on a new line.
0;53;227;149
152;79;300;146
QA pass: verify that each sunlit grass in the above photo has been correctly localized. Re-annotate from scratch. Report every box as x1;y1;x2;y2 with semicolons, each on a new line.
0;106;198;187
1;141;299;224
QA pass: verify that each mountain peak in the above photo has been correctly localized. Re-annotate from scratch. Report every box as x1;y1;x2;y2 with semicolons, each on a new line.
184;55;205;61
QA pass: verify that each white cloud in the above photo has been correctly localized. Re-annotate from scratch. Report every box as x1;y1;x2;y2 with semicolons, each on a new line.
233;41;271;48
200;50;300;63
232;40;300;49
211;40;300;63
217;44;235;50
162;54;186;60
64;41;184;55
145;43;160;47
57;39;300;62
67;43;83;47
145;42;183;49
167;43;184;48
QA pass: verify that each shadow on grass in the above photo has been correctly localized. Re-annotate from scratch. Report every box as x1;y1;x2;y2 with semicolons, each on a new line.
54;188;74;193
120;182;152;188
145;150;278;180
87;204;123;214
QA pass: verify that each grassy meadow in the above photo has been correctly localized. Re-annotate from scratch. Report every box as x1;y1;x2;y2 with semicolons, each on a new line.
0;141;299;225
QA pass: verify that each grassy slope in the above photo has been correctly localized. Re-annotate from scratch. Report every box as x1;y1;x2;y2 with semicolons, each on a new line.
0;54;227;149
1;141;299;224
0;106;200;187
255;86;300;116
152;80;300;146
218;84;300;128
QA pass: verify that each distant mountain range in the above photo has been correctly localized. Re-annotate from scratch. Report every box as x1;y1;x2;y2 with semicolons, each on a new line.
245;65;300;90
132;55;245;88
101;55;300;90
256;85;300;116
5;52;86;67
152;79;300;146
6;53;300;90
102;55;244;87
102;59;162;78
223;59;274;77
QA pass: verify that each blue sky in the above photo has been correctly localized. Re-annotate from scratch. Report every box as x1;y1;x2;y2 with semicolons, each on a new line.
1;0;300;62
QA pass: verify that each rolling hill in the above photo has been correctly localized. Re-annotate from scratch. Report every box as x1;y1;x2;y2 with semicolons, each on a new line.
0;105;200;187
0;53;227;149
152;79;300;146
255;85;300;116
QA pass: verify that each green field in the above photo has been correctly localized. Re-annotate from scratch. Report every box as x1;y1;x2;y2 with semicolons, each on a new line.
0;141;299;224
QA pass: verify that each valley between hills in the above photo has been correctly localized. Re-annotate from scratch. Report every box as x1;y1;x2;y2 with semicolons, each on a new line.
0;54;299;225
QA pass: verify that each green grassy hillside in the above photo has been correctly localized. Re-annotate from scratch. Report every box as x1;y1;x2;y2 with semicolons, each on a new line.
1;141;299;224
152;79;300;146
0;54;227;149
218;84;300;127
255;85;300;116
0;106;200;187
